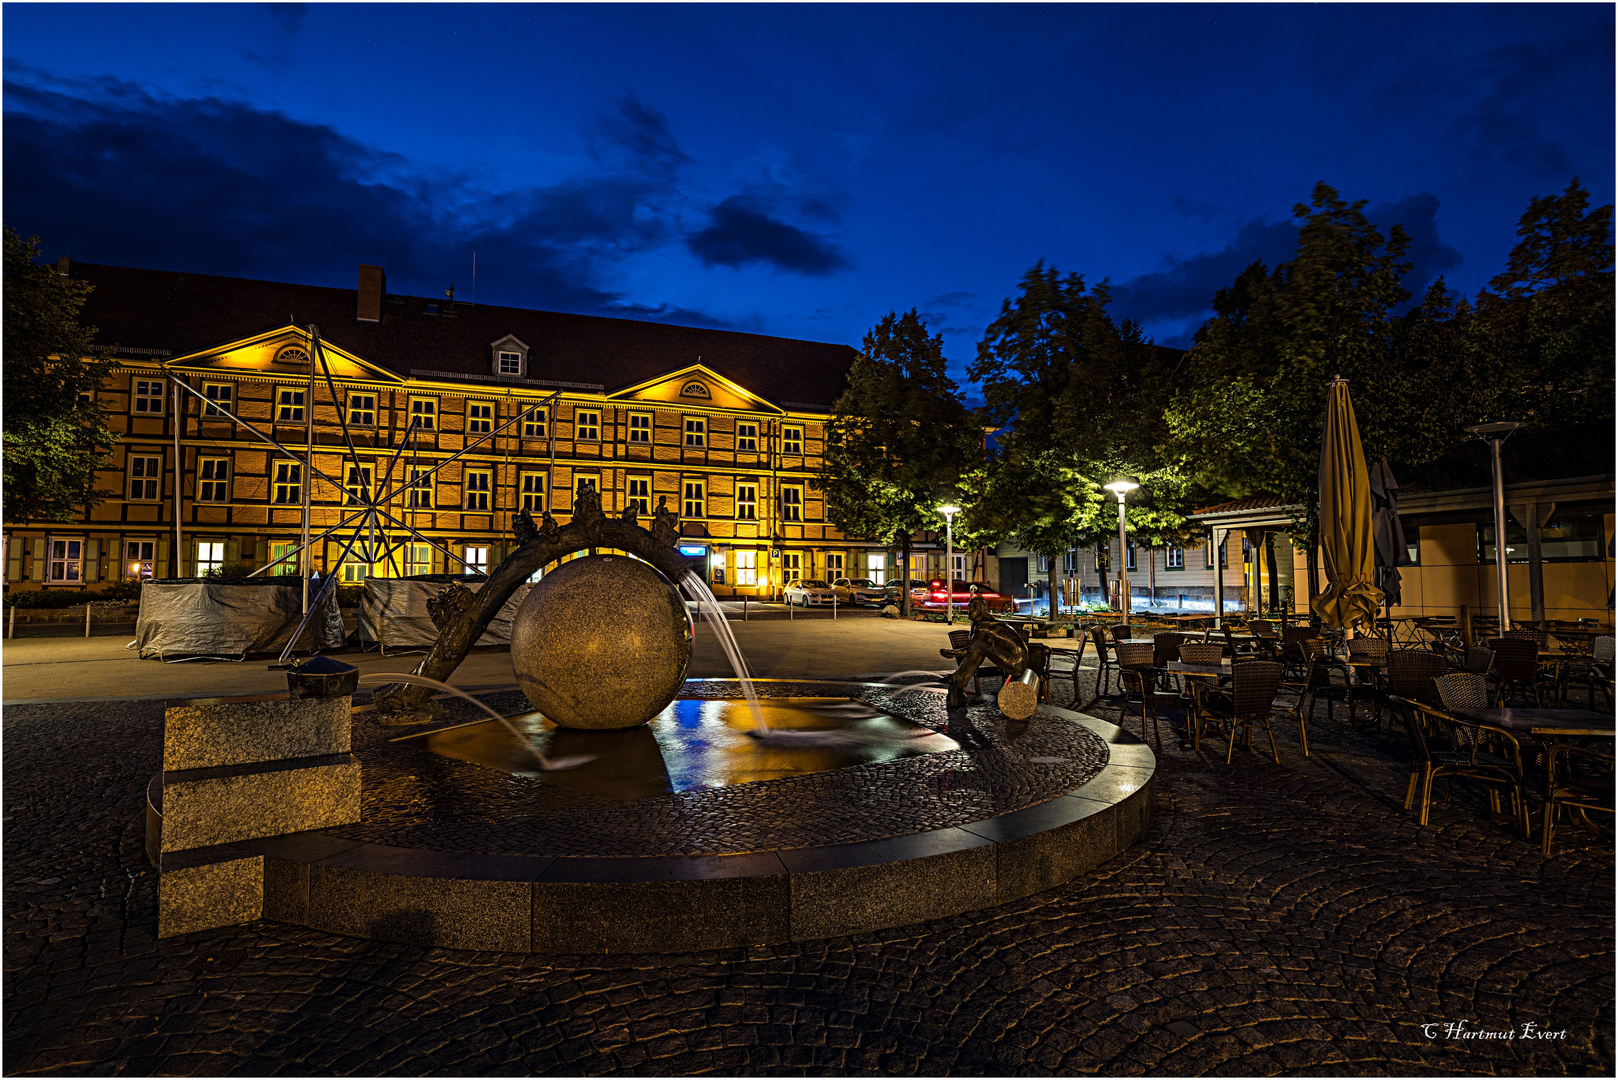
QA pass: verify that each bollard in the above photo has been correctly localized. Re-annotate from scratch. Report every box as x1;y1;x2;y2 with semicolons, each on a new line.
7;604;13;639
743;597;749;622
833;593;837;620
85;603;92;638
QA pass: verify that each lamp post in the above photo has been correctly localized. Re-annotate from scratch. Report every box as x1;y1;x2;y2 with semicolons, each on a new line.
938;505;960;622
1466;422;1524;632
1103;478;1140;617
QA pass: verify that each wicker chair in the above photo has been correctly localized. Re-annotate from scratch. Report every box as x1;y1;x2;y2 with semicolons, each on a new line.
1503;627;1548;650
1179;642;1224;666
1114;641;1174;752
1299;638;1354;725
1090;625;1120;697
1391;697;1530;838
1271;651;1315;757
1152;632;1186;668
1248;620;1281;662
1463;645;1495;676
1195;660;1287;763
1221;624;1258;661
1387;649;1446;708
1560;635;1613;711
1434;672;1491;711
1541;742;1615;854
1488;636;1546;706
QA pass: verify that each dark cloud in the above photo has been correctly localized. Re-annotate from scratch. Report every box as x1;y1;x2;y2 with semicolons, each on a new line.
1364;191;1463;298
266;3;306;36
1173;195;1220;223
1;74;741;328
687;197;851;275
245;4;307;69
586;95;691;178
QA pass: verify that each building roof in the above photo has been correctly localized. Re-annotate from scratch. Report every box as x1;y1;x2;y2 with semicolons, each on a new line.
68;262;859;410
1192;493;1293;516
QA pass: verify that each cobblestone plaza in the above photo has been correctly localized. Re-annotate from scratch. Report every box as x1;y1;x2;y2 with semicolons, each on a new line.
4;655;1613;1076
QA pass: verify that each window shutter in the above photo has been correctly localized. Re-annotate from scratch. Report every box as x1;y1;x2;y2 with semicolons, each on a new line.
84;539;100;582
225;539;241;568
29;538;45;580
156;539;170;579
7;539;23;582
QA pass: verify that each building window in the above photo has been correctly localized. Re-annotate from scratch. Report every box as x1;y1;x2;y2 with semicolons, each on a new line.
464;469;491;511
276;388;305;424
1479;519;1604;564
47;539;82;583
735;549;758;587
683;479;705;519
468;402;494;436
865;553;885;585
341;543;372;584
680;381;710;399
346;392;376;427
272;461;301;504
269;541;299;576
464;546;489;574
195;541;225;576
782;425;803;456
573;475;600;507
685;417;706;447
1165;545;1185;570
737;422;758;452
498;351;522;375
628;413;651;443
1204;542;1214;570
575;409;600;441
203;383;233;418
1063;550;1078;575
132;379;165;415
405;543;432;577
1127;543;1137;571
736;483;757;520
345;464;372;506
783;552;802;578
409;398;437;431
126;540;156;579
198;458;230;503
406;467;433;508
827;553;844;575
523;406;548;438
780;485;803;523
952;553;967;577
626;477;650;514
520;474;546;514
128;455;161;501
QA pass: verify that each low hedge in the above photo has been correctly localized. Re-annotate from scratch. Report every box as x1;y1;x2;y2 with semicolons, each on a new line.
4;581;143;608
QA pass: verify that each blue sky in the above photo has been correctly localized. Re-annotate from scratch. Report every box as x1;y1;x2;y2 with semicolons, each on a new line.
4;3;1612;392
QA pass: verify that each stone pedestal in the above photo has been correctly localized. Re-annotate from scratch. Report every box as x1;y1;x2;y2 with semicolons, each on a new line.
148;666;362;939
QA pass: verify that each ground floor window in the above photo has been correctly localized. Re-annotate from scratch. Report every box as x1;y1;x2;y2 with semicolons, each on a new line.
126;540;155;579
340;542;372;584
269;541;300;576
735;549;758;586
866;553;885;585
952;553;967;577
405;543;432;577
464;546;489;574
826;552;844;576
196;541;225;576
1165;545;1184;569
48;539;82;583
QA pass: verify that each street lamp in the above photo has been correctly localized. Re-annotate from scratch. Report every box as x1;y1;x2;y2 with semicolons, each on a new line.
938;505;960;622
1466;422;1524;632
1103;478;1140;617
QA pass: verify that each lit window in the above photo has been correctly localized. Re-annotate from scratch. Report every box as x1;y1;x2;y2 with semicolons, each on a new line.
865;553;885;585
735;549;758;586
346;392;376;427
405;543;432;577
341;543;371;584
276;388;305;424
128;456;161;501
195;541;225;576
410;398;436;431
736;483;757;520
203;383;233;418
464;546;490;574
345;464;372;506
575;409;600;441
781;485;803;522
269;541;299;576
685;417;706;447
628;413;651;443
782;425;803;456
498;351;522;375
198;458;230;503
468;402;493;435
407;468;433;508
626;477;650;514
133;379;164;415
520;474;546;514
952;553;967;577
47;539;82;583
683;479;705;519
1127;543;1137;571
464;470;491;511
523;406;547;438
272;461;301;504
126;540;156;579
737;422;758;452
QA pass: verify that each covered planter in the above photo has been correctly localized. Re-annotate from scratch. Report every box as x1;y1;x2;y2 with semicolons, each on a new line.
134;578;345;660
358;576;533;651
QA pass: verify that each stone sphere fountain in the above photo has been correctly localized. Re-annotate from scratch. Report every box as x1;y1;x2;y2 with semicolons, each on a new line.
509;555;691;729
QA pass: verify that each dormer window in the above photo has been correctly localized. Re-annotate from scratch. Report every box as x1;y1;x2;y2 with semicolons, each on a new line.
490;335;530;378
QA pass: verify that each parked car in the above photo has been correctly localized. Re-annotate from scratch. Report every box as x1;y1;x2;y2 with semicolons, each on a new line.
831;577;886;606
919;579;1016;613
783;578;836;606
882;578;932;606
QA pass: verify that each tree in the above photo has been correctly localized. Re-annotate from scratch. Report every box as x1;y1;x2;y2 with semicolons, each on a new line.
817;311;983;615
3;228;119;524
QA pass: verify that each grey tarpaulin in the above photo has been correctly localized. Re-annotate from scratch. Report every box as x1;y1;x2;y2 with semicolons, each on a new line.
134;579;345;660
358;576;533;650
1369;460;1415;606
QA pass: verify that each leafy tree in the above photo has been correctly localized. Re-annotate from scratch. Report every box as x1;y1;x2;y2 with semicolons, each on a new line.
817;310;982;615
3;228;118;524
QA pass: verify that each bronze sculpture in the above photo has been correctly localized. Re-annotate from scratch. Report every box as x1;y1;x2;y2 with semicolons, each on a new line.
940;590;1031;710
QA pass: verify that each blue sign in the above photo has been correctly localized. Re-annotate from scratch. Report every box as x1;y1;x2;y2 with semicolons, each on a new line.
677;544;707;558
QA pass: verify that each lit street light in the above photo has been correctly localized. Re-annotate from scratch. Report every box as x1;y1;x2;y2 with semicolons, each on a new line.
1466;421;1524;631
1103;478;1140;617
938;504;960;622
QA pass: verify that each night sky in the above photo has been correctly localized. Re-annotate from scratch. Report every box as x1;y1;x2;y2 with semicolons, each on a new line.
5;3;1612;393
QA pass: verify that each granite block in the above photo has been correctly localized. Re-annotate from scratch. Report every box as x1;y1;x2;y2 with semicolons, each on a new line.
533;874;790;954
158;851;263;938
307;865;532;951
160;755;361;852
163;693;351;771
968;795;1120;904
263;858;309;924
784;830;997;942
1075;763;1154;806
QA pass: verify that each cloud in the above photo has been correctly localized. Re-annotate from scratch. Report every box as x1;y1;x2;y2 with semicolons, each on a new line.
1364;191;1463;297
0;72;751;327
1173;195;1221;223
245;3;307;70
686;196;851;275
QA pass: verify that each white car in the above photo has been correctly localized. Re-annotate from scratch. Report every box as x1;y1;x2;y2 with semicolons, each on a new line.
783;578;836;606
831;577;887;606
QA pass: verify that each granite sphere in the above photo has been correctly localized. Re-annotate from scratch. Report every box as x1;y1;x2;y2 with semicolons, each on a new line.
510;554;693;729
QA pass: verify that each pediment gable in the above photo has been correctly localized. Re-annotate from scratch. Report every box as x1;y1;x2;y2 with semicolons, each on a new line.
167;326;403;383
608;363;782;414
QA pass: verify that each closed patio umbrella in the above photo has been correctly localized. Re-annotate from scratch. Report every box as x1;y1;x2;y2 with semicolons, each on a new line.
1369;458;1414;607
1311;378;1382;631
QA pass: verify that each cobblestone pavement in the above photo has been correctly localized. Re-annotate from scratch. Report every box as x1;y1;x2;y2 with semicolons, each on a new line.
5;664;1612;1076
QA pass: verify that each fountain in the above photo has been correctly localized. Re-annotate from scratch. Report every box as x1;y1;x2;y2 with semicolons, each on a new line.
144;490;1157;951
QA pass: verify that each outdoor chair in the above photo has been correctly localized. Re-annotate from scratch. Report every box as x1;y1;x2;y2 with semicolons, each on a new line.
1559;635;1613;711
1091;625;1120;697
1387;649;1447;709
1222;625;1259;661
1540;741;1615;855
1280;625;1316;677
1272;651;1316;757
1390;696;1531;838
1152;632;1186;668
1046;631;1089;704
1195;659;1287;764
1179;642;1224;666
1114;641;1175;752
1488;636;1551;706
1434;672;1491;711
1463;645;1495;677
1503;627;1548;650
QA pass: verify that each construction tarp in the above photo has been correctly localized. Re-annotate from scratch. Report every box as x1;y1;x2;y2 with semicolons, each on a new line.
358;576;532;650
134;578;345;659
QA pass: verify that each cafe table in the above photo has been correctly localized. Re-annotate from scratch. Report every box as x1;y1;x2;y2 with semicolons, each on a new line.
1165;660;1233;744
1447;707;1615;739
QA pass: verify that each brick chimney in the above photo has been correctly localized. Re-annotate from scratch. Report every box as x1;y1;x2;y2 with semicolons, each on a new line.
56;256;71;277
357;265;386;322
